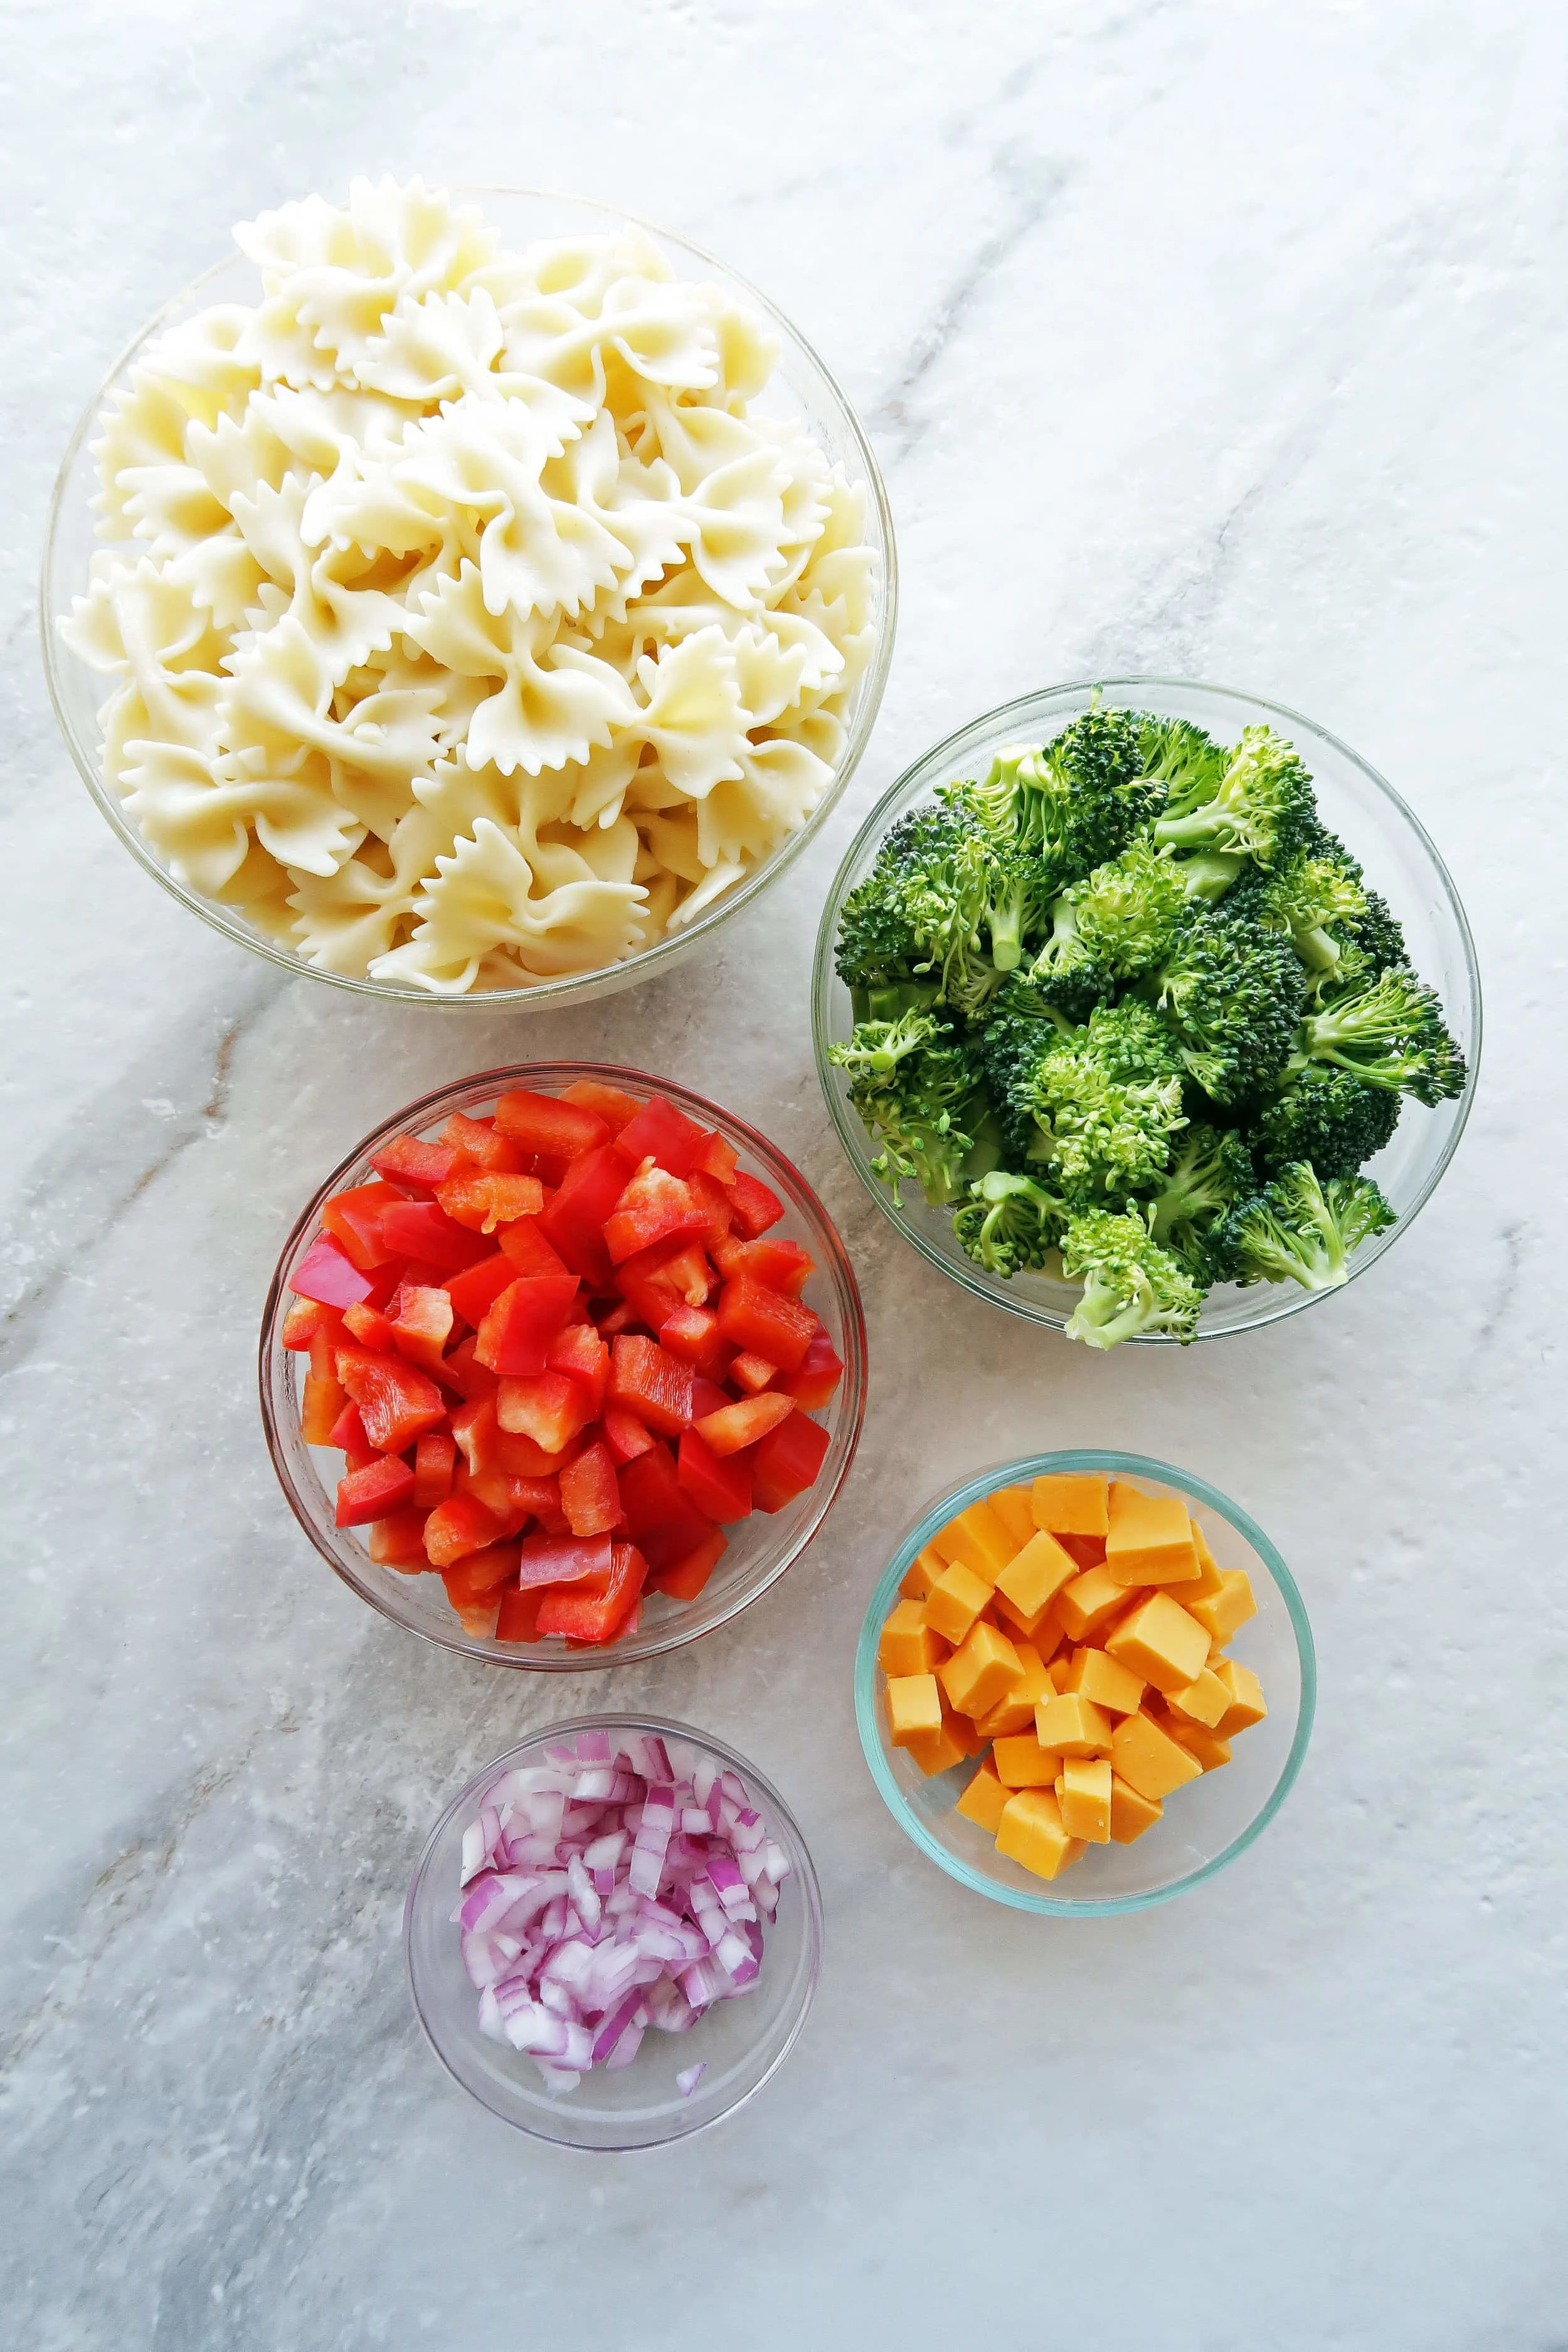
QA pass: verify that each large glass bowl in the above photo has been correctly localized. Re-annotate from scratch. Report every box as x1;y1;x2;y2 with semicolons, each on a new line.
41;186;896;1009
855;1450;1314;1916
813;677;1481;1341
259;1062;866;1667
405;1715;823;2149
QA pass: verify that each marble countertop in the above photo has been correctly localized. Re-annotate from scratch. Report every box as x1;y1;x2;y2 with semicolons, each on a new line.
3;4;1564;2346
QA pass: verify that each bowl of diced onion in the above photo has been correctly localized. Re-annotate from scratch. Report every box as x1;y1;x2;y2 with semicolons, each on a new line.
43;178;895;1007
405;1716;823;2148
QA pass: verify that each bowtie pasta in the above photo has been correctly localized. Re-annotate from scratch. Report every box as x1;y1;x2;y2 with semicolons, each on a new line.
60;179;880;993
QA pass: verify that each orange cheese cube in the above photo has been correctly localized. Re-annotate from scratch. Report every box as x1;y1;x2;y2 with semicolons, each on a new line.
939;1620;1022;1720
988;1485;1037;1551
1110;1709;1204;1801
993;1731;1062;1788
1055;1755;1112;1842
1034;1690;1115;1756
1164;1666;1231;1729
1031;1472;1109;1538
899;1542;948;1601
996;1788;1084;1880
886;1674;943;1748
932;1498;1015;1586
1106;1482;1200;1586
955;1760;1010;1833
921;1559;992;1645
1059;1645;1146;1716
976;1641;1056;1737
1188;1569;1258;1645
1109;1774;1163;1843
877;1599;950;1679
904;1715;973;1776
1213;1658;1267;1735
992;1584;1062;1645
1056;1563;1137;1642
1104;1592;1210;1693
1182;1519;1226;1601
1163;1717;1232;1772
995;1528;1080;1621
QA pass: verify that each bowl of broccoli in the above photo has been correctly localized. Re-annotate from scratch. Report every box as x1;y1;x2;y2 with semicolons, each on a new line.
811;679;1479;1347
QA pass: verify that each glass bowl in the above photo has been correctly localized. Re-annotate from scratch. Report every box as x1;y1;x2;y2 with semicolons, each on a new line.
405;1715;824;2149
41;185;896;1010
259;1062;866;1667
854;1449;1314;1915
812;677;1481;1341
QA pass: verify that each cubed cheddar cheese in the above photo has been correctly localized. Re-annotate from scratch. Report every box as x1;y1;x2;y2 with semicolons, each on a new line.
877;1599;950;1679
1031;1473;1110;1538
995;1527;1080;1621
993;1732;1062;1788
886;1674;943;1747
939;1620;1022;1720
988;1485;1037;1552
1059;1644;1145;1716
955;1760;1010;1833
900;1542;948;1601
904;1717;975;1776
1109;1774;1163;1844
1163;1666;1231;1729
1110;1709;1204;1801
995;1788;1084;1881
921;1559;992;1645
1212;1657;1267;1735
1186;1568;1258;1645
1056;1563;1137;1642
1163;1717;1232;1772
1104;1591;1210;1693
992;1584;1064;1645
1056;1755;1112;1843
975;1641;1056;1738
1106;1482;1200;1586
932;1498;1015;1586
1182;1519;1226;1601
1034;1690;1115;1756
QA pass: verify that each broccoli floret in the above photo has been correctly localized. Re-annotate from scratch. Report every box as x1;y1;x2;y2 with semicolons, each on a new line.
953;704;1160;891
1253;1066;1401;1182
834;802;1003;1017
1291;965;1466;1104
1152;724;1316;869
1022;1001;1189;1197
1223;1161;1397;1291
1339;882;1409;980
828;1014;986;1207
1150;906;1306;1106
1142;1121;1256;1280
1060;1208;1204;1348
976;841;1059;975
1177;851;1248;904
825;1005;945;1079
1137;714;1229;805
1030;837;1189;1003
973;978;1072;1160
953;1168;1070;1278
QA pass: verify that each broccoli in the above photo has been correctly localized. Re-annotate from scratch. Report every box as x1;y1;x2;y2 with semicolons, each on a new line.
1060;1208;1204;1348
1152;724;1316;869
1223;1161;1397;1291
1022;1001;1189;1197
827;1014;985;1207
953;1168;1069;1278
1137;714;1230;805
832;802;1002;1017
1254;1065;1400;1182
1290;965;1466;1104
1237;842;1369;977
973;978;1073;1160
1142;1121;1256;1279
1029;837;1189;1006
825;1005;945;1079
975;840;1059;975
953;704;1160;890
1150;906;1306;1105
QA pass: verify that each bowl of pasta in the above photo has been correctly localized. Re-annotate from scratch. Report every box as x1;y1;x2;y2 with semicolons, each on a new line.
43;179;895;1004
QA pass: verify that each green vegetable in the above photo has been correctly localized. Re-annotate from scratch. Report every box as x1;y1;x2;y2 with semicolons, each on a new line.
1291;964;1466;1105
951;1168;1069;1278
1223;1162;1397;1291
1060;1209;1205;1348
1151;724;1316;868
1150;905;1306;1105
1254;1065;1400;1182
826;1011;985;1207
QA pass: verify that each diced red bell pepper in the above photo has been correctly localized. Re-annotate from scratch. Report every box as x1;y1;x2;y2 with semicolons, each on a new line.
516;1532;614;1589
442;1544;522;1605
750;1411;832;1513
613;1258;689;1335
536;1542;648;1643
435;1168;546;1233
538;1143;628;1285
603;1164;710;1265
443;1252;517;1331
614;1094;707;1177
281;1295;331;1349
495;1428;569;1477
559;1440;622;1537
601;1406;655;1465
369;1507;432;1569
495;1088;608;1162
644;1242;714;1308
413;1431;456;1508
378;1199;490;1273
721;1236;815;1298
649;1525;728;1601
321;1180;403;1271
424;1490;504;1566
450;1593;504;1638
450;1394;502;1478
308;1320;344;1380
389;1284;454;1376
729;1349;780;1396
608;1333;694;1437
289;1236;374;1310
498;1216;570;1279
440;1334;499;1402
440;1110;526;1174
560;1078;642;1135
677;1427;753;1522
781;1330;845;1410
336;1454;417;1527
336;1346;447;1453
546;1322;609;1412
594;1298;642;1338
342;1300;398;1350
691;1375;731;1421
693;1392;796;1456
495;1369;595;1456
716;1274;817;1372
459;1470;533;1537
684;1168;736;1249
370;1133;460;1192
475;1274;580;1375
327;1398;374;1463
657;1304;730;1380
300;1370;347;1444
495;1584;544;1643
617;1441;718;1571
724;1168;786;1237
692;1130;739;1184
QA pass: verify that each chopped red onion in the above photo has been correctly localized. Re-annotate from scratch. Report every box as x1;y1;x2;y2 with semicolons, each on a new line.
675;2061;706;2099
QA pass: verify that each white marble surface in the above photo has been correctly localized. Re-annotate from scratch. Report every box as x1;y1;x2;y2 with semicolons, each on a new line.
3;4;1564;2345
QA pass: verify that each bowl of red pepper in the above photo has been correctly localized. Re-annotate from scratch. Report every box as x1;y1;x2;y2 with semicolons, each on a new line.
259;1064;866;1667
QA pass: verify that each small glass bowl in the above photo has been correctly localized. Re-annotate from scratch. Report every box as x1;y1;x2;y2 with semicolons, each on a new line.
854;1450;1314;1915
258;1062;866;1667
405;1714;824;2149
813;677;1481;1342
41;186;895;1010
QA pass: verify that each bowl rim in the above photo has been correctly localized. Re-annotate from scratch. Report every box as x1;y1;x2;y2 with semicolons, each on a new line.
40;181;898;1009
258;1059;867;1668
853;1446;1316;1916
812;673;1482;1340
403;1710;825;2149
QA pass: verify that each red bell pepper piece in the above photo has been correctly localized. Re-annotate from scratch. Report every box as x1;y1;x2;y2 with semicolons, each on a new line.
335;1346;447;1453
423;1490;504;1566
536;1542;648;1643
459;1471;534;1537
368;1507;432;1569
559;1440;622;1537
559;1078;642;1136
692;1130;739;1184
369;1133;460;1192
321;1180;403;1271
603;1164;710;1264
280;1295;331;1349
614;1094;707;1177
601;1405;655;1465
613;1260;689;1335
617;1441;717;1571
435;1168;546;1233
378;1199;490;1273
342;1300;398;1350
440;1110;526;1173
440;1333;499;1402
716;1274;816;1372
450;1394;502;1478
289;1236;374;1310
443;1251;517;1331
593;1298;641;1338
495;1427;569;1477
677;1427;753;1522
728;1349;780;1396
498;1216;571;1279
495;1584;544;1643
608;1333;694;1437
495;1088;608;1162
336;1454;417;1527
495;1370;595;1456
300;1370;347;1444
649;1525;728;1601
546;1322;609;1412
412;1431;456;1508
692;1392;796;1456
516;1531;614;1589
442;1544;523;1606
690;1375;730;1421
308;1320;344;1381
327;1397;374;1462
475;1274;580;1375
538;1142;628;1285
750;1411;832;1513
780;1330;845;1410
657;1304;730;1380
720;1236;815;1298
724;1168;785;1237
388;1284;455;1376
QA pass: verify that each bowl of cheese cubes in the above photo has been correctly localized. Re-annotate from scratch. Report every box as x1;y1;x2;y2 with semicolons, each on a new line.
854;1451;1314;1914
